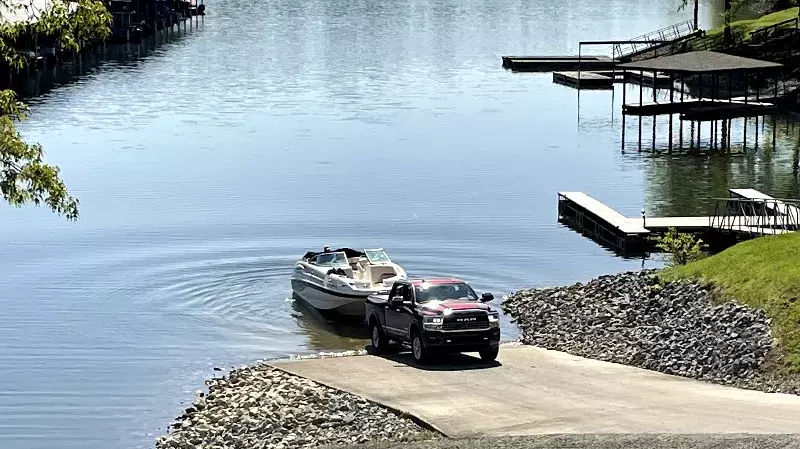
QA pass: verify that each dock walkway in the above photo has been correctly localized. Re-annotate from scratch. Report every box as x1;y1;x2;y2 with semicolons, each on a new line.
552;71;613;89
558;190;796;252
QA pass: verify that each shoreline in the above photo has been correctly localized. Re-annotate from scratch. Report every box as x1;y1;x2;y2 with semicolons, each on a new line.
155;360;438;449
158;269;800;448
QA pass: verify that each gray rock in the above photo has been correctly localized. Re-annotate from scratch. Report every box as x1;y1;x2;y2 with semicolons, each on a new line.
503;270;797;395
155;364;436;449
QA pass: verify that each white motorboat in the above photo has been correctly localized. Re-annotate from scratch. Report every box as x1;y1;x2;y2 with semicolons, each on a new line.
290;247;407;316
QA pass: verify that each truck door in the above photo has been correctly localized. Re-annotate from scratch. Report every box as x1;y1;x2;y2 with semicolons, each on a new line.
385;283;412;338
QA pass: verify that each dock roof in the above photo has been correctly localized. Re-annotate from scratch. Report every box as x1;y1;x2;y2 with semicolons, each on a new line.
618;51;782;74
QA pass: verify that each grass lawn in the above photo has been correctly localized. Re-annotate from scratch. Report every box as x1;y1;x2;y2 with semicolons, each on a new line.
704;7;799;41
660;232;800;372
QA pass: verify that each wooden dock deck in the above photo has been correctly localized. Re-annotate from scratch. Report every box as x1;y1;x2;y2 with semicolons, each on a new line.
557;191;797;253
553;71;614;89
503;56;616;72
623;99;776;119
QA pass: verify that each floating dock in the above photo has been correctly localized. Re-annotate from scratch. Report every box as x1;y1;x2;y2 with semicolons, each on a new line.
557;190;798;253
552;71;614;89
502;56;616;72
622;99;776;119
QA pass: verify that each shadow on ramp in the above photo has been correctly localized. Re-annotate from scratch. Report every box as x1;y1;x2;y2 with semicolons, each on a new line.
377;350;502;371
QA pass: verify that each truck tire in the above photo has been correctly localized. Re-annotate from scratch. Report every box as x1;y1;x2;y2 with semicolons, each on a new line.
370;320;388;355
411;330;430;364
479;346;499;362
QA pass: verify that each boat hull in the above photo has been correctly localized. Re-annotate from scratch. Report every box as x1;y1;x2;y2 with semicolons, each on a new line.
291;279;368;317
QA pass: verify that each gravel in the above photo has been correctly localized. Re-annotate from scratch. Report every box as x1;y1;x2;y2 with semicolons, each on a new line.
502;270;800;394
155;364;437;449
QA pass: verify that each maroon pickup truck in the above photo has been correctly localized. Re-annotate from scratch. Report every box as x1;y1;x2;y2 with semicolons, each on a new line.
365;278;500;363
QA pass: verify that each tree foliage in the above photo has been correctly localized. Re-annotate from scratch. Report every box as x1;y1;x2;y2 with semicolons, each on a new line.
0;90;78;219
0;0;111;219
656;228;704;266
679;0;794;18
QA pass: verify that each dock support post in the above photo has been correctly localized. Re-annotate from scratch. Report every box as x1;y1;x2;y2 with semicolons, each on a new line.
668;73;674;152
756;72;761;102
652;70;656;102
639;71;643;107
728;72;733;103
755;116;760;150
712;74;717;101
744;117;748;151
638;116;642;152
774;73;779;101
622;70;627;153
698;74;703;101
698;120;702;149
774;115;778;150
679;76;685;150
744;70;749;105
652;116;657;152
639;70;643;152
711;121;716;150
721;119;727;151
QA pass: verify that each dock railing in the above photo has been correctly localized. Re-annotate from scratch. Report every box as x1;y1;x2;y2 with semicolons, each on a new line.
750;16;800;44
613;20;695;60
710;197;800;235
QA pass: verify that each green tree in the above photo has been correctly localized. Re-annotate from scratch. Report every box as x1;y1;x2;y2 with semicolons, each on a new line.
0;0;111;220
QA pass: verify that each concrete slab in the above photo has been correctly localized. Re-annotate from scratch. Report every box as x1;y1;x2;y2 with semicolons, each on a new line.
272;345;800;438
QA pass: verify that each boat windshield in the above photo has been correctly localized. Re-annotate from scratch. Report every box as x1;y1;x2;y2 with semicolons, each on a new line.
414;282;478;303
314;252;349;267
364;249;391;264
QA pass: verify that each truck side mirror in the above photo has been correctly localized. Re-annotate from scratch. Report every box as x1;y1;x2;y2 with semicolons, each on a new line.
481;292;494;302
390;296;405;306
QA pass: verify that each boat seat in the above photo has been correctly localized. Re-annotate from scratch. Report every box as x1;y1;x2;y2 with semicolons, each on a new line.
369;266;397;284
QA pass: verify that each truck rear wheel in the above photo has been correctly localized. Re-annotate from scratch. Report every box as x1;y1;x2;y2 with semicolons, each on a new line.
370;320;388;355
479;346;499;362
411;331;430;364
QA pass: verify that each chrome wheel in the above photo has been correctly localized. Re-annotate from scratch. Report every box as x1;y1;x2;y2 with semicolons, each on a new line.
412;336;422;360
372;326;381;349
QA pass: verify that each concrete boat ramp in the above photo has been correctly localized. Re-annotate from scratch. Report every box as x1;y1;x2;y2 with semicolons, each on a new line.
272;345;800;438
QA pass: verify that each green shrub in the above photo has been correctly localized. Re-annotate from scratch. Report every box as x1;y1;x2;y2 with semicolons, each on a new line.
656;228;703;265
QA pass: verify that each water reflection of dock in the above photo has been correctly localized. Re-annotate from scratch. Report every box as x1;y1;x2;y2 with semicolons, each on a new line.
557;189;799;254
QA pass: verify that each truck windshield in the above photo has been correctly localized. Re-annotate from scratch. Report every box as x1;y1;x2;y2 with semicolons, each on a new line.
414;282;478;302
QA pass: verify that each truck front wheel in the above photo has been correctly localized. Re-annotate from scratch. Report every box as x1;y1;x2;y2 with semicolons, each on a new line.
479;346;499;362
411;331;430;364
370;320;388;355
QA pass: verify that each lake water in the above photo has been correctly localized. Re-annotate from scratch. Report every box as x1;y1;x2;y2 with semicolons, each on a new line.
2;0;799;448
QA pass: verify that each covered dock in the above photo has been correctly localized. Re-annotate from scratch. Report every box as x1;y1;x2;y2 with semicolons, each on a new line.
616;51;784;152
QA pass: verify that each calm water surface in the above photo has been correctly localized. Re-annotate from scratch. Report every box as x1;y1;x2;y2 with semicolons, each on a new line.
2;0;799;447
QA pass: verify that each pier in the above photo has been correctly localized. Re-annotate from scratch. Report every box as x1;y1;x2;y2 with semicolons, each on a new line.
552;71;614;89
557;189;799;253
